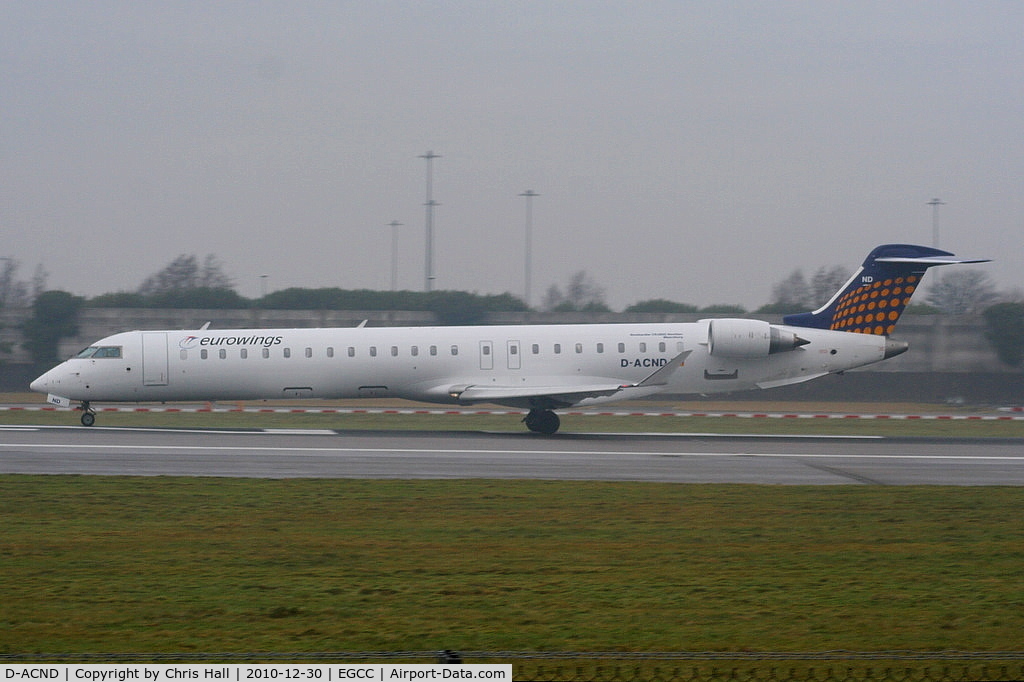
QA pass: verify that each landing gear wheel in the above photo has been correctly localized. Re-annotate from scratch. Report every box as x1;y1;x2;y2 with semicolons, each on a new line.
524;409;560;435
79;401;95;427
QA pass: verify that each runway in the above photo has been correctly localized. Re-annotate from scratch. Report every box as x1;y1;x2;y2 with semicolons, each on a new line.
1;425;1023;484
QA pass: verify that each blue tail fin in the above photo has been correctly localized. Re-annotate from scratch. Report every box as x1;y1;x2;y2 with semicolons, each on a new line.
783;244;989;336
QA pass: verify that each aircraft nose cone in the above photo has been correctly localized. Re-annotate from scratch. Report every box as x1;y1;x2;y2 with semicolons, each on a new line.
30;373;47;393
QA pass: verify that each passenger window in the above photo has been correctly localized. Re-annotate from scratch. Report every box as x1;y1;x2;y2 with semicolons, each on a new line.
391;346;399;357
370;347;377;357
430;345;437;356
532;344;539;354
597;343;604;353
327;347;334;358
618;342;625;353
554;343;561;354
262;348;270;359
659;342;666;352
219;349;227;359
240;348;248;359
411;346;419;357
451;345;459;356
201;349;208;360
639;342;647;353
575;343;583;354
284;348;291;358
348;347;355;357
305;347;312;358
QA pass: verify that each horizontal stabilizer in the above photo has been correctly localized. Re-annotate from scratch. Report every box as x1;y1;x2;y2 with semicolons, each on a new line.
875;256;990;265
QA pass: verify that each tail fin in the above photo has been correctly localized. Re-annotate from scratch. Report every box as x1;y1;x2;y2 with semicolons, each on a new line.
783;244;990;336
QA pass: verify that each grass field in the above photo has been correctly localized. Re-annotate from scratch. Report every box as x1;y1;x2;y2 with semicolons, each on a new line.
2;396;1023;657
2;477;1023;654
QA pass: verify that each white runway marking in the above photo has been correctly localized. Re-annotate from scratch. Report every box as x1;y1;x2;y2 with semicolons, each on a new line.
3;404;1023;420
1;442;1022;461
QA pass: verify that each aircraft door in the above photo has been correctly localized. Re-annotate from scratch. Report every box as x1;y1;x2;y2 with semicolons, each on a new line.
507;340;521;370
479;341;494;370
142;332;169;386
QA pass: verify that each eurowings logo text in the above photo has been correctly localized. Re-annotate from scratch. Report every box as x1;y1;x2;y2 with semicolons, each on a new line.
179;334;284;349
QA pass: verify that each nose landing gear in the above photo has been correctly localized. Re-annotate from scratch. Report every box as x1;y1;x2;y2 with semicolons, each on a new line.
523;408;560;435
78;401;96;427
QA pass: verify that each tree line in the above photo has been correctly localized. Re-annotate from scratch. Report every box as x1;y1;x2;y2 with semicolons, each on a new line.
3;252;1010;315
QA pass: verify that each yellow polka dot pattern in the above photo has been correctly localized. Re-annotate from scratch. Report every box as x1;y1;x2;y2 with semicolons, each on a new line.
828;275;917;336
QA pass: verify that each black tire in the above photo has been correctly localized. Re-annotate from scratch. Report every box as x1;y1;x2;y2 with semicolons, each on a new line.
525;409;560;435
81;412;96;427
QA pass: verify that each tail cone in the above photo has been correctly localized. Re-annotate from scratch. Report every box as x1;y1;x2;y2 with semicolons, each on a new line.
884;339;909;359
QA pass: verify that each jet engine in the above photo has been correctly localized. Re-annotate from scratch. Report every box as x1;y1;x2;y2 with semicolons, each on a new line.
706;318;809;358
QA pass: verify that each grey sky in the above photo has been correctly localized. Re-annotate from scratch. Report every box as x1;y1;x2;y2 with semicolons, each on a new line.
2;2;1020;310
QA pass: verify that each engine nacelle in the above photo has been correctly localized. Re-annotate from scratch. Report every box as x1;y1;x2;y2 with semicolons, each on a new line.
706;318;809;358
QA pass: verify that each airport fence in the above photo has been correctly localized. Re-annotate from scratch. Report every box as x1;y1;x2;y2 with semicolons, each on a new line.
3;651;1024;681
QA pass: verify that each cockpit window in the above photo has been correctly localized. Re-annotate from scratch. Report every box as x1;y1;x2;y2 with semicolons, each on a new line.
77;346;122;359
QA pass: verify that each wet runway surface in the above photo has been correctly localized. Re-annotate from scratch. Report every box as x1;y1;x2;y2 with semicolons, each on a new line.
2;425;1023;484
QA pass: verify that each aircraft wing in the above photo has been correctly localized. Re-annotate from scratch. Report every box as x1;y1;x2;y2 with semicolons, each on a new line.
448;350;691;408
755;372;828;389
451;383;624;406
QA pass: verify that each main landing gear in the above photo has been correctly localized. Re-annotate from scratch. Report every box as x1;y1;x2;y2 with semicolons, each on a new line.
78;401;96;427
524;408;560;435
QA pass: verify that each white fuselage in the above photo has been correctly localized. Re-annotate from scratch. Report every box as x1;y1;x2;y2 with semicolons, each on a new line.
31;320;897;408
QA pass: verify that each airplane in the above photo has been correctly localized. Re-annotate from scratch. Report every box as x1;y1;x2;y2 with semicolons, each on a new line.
30;244;988;433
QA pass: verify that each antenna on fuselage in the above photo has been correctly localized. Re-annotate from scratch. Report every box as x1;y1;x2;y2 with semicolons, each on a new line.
199;321;211;330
